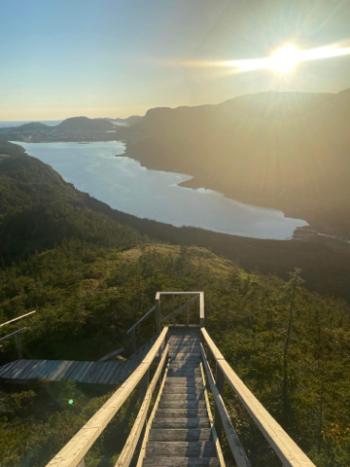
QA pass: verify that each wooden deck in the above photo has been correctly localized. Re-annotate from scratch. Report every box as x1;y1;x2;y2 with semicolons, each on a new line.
0;341;154;385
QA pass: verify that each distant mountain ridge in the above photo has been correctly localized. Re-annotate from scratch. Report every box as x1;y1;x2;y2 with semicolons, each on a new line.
0;116;118;142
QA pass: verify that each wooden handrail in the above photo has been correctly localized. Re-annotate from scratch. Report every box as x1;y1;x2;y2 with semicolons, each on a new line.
115;343;169;466
47;327;169;467
200;343;251;467
126;305;157;335
201;328;315;467
0;327;27;343
0;310;36;329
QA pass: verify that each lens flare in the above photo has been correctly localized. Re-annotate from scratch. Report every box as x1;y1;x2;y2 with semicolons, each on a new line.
171;40;350;75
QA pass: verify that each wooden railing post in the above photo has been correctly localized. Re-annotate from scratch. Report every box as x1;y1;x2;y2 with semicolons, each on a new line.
15;333;23;359
214;362;225;437
131;327;137;353
155;300;161;334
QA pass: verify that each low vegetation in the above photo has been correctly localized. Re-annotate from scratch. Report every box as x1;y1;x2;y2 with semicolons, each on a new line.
0;243;349;466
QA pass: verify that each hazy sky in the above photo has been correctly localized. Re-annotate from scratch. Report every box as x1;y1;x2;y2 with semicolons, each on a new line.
2;0;350;120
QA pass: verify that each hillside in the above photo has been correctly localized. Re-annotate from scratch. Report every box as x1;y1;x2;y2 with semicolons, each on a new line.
0;142;142;262
1;243;349;466
121;89;350;238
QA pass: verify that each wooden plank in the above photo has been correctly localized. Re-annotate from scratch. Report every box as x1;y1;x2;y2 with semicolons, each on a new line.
47;327;169;467
201;328;315;467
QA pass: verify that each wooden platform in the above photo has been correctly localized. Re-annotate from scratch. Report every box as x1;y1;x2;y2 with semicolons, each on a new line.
0;341;154;385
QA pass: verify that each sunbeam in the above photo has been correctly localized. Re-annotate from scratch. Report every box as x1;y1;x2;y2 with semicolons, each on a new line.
173;40;350;75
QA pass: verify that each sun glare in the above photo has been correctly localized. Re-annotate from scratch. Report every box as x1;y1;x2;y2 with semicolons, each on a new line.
269;44;300;74
175;39;350;76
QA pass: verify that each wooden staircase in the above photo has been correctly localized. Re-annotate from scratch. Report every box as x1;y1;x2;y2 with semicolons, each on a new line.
47;291;316;467
140;328;219;466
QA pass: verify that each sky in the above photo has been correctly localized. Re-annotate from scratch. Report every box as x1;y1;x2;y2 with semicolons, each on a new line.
2;0;350;120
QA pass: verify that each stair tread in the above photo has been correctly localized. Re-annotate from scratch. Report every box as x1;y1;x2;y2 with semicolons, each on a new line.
156;408;208;417
149;428;212;441
152;418;210;428
143;457;219;466
146;440;216;457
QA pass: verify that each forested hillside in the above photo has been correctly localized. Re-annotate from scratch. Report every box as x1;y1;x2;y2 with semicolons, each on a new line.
0;141;143;263
0;244;349;466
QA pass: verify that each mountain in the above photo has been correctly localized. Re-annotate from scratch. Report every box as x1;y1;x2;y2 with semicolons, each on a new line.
121;89;350;237
55;116;115;136
0;117;118;142
110;115;143;127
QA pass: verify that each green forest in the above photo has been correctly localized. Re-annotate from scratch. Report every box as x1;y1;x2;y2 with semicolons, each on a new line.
0;142;350;466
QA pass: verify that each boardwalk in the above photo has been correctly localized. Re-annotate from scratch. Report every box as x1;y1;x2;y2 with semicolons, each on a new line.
0;341;154;385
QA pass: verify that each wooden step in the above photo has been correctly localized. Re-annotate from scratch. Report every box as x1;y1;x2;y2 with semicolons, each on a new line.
143;457;219;466
161;393;205;402
169;352;201;357
146;440;216;457
162;387;204;395
167;371;202;377
164;383;203;390
149;428;212;442
159;400;207;410
166;377;203;384
156;408;208;418
168;361;200;365
152;417;209;428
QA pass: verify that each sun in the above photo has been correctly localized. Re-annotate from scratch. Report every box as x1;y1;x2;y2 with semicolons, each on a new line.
269;44;300;74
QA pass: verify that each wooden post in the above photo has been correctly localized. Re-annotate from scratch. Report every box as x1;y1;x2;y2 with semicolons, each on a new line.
214;362;225;437
131;328;137;353
155;300;161;334
15;333;23;359
199;292;205;327
77;459;86;467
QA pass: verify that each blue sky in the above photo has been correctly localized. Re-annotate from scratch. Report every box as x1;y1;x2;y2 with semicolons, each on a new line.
2;0;350;120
